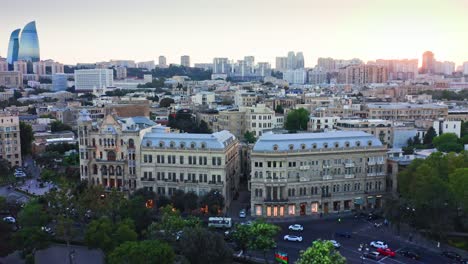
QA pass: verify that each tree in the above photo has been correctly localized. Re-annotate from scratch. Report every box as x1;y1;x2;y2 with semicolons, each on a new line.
244;131;256;144
121;194;154;233
199;190;225;215
108;240;175;264
179;227;233;264
171;190;186;212
159;98;175;108
296;240;346;264
248;220;281;263
20;122;34;156
17;201;49;228
433;133;463;153
232;224;252;254
423;127;437;145
0;159;11;178
114;219;138;246
285;108;309;131
184;192;199;212
448;168;468;212
85;217;114;252
198;120;212;133
50;120;72;132
275;105;284;114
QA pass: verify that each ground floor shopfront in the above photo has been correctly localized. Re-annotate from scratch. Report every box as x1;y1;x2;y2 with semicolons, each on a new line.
252;195;384;217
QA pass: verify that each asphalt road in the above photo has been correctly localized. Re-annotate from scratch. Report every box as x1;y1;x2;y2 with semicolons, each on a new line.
245;217;458;264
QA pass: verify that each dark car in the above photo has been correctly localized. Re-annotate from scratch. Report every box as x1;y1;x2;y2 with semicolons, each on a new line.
442;251;462;261
335;231;351;238
399;248;421;260
367;213;381;221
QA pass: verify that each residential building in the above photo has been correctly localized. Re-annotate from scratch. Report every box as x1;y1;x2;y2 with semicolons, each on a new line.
250;131;388;217
191;91;215;106
344;65;388;85
335;119;393;145
284;69;307;84
137;61;155;70
296;52;305;69
317;57;336;72
275;57;287;71
307;116;340;132
33;61;47;75
158;56;167;68
243;104;275;137
14;60;28;74
50;62;64;74
287;51;296;70
115;66;127;80
78;111;158;191
308;68;327;85
74;69;114;92
213;58;230;74
421;51;435;74
139;129;240;208
433;119;461;138
216;110;245;139
0;111;22;167
0;72;23;88
366;103;448;121
234;90;257;107
181;55;190;67
0;59;8;72
463;62;468;75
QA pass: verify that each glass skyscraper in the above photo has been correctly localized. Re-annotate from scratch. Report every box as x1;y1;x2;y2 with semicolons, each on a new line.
7;29;20;65
18;21;40;63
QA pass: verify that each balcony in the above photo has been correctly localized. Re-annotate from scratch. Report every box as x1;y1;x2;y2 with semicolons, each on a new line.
321;193;332;198
265;177;287;183
209;181;224;185
299;165;310;171
263;198;289;203
322;175;333;180
344;174;355;179
140;177;155;182
345;163;355;168
323;164;331;168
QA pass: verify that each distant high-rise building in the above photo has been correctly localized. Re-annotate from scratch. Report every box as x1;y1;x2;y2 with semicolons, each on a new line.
317;57;336;72
50;62;64;74
33;61;47;75
137;61;155;70
256;62;271;77
421;51;435;74
296;52;305;69
0;59;8;72
284;69;307;84
370;59;418;80
18;21;40;63
463;62;468;75
14;60;28;74
434;61;455;75
52;73;68;91
244;56;255;71
158;56;167;68
74;69;114;92
275;57;287;71
308;68;327;85
213;58;230;74
7;29;21;65
110;60;136;68
287;51;296;70
181;55;190;67
0;72;23;88
115;66;127;79
344;65;388;85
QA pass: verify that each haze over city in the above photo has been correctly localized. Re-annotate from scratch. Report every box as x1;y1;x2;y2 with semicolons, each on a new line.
1;0;468;65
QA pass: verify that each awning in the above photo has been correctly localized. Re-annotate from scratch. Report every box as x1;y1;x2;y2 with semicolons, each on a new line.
367;196;376;204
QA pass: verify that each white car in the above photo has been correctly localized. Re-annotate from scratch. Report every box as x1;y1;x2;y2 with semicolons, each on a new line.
284;235;303;242
239;209;246;218
14;171;26;177
328;240;341;249
370;241;388;249
3;216;16;223
288;224;304;231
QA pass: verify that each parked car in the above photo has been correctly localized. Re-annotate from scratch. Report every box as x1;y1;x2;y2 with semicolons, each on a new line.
288;224;304;231
363;251;381;260
399;248;421;260
370;241;388;249
283;235;303;242
3;216;16;223
41;226;55;235
377;248;396;257
335;231;351;238
239;209;246;218
328;240;341;249
14;171;26;177
442;251;462;261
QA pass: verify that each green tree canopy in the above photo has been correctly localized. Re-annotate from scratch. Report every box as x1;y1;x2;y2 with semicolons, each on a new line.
179;227;233;264
50;120;72;132
433;133;463;153
248;220;281;263
159;97;175;108
20;121;34;156
199;190;225;215
296;240;346;264
285;108;309;131
423;127;437;145
108;240;175;264
244;131;256;144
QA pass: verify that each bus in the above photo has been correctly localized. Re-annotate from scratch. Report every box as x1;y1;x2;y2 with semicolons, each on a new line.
208;217;232;228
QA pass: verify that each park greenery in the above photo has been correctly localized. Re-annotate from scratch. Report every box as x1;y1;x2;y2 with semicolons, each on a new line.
167;111;212;134
419;89;468;101
244;131;257;143
296;240;346;264
19;122;34;156
50;120;73;132
404;126;466;154
285;108;310;132
386;151;468;244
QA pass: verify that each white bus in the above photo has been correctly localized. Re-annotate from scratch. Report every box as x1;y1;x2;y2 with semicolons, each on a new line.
208;217;232;228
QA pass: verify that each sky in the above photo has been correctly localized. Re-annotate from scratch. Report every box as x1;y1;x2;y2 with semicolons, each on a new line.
1;0;467;66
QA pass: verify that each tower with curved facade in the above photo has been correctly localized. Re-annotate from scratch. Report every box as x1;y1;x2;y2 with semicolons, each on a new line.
18;21;40;63
7;29;21;65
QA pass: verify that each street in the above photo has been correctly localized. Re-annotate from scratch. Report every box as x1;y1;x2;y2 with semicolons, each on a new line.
242;216;454;264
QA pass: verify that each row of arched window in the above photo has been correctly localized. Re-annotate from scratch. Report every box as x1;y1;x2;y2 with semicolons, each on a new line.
92;165;123;176
273;140;373;151
146;140;207;149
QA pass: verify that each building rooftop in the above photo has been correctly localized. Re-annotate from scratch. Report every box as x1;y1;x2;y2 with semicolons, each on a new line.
367;103;448;109
142;130;236;150
253;131;383;152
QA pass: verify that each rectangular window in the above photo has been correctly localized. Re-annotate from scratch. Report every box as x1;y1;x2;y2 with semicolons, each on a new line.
288;204;295;216
180;173;184;181
180;156;184;164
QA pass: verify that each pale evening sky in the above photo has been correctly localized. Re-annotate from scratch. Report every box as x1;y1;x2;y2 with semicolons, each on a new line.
1;0;467;66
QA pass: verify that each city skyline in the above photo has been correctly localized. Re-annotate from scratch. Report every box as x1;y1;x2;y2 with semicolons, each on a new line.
1;0;467;66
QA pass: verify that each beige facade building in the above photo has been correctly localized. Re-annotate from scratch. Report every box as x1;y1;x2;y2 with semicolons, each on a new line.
78;111;158;191
344;65;388;85
0;111;22;166
33;61;47;75
0;71;23;88
335;119;393;146
139;129;240;207
366;103;448;121
13;61;28;75
250;131;388;217
0;59;8;72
